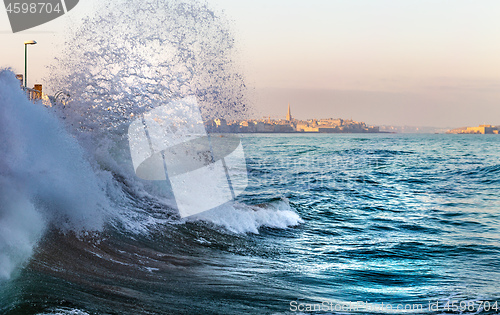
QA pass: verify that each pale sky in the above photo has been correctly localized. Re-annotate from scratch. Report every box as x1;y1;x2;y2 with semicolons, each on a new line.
1;0;500;127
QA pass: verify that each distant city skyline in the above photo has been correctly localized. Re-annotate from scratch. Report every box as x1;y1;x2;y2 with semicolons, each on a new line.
1;0;499;128
206;103;380;134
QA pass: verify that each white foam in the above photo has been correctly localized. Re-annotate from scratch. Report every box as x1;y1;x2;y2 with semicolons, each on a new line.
0;185;44;280
0;69;109;279
188;199;304;234
38;308;91;315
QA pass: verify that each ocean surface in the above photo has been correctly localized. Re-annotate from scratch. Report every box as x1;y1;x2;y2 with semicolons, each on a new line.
1;85;500;315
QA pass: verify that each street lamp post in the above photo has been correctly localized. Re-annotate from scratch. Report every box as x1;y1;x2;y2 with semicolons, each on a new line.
24;40;37;88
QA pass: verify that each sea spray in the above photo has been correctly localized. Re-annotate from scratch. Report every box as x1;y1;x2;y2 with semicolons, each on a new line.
42;0;264;228
0;70;109;280
46;0;252;133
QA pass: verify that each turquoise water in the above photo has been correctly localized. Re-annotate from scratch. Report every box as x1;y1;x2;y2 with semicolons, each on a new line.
241;134;500;313
1;134;500;314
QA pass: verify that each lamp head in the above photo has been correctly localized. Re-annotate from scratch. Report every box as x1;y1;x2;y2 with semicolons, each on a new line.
24;40;37;45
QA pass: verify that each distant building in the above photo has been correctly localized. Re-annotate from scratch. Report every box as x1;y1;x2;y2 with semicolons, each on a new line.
286;103;292;122
214;118;229;132
15;74;23;87
447;124;500;134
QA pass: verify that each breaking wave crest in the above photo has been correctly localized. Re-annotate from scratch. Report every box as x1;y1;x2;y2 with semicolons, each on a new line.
189;200;303;234
0;0;300;285
0;70;109;280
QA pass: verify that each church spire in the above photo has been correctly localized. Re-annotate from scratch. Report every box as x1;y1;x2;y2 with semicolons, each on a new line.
286;103;292;121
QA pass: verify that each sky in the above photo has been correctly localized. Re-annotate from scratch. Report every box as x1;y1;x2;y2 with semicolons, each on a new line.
1;0;500;128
